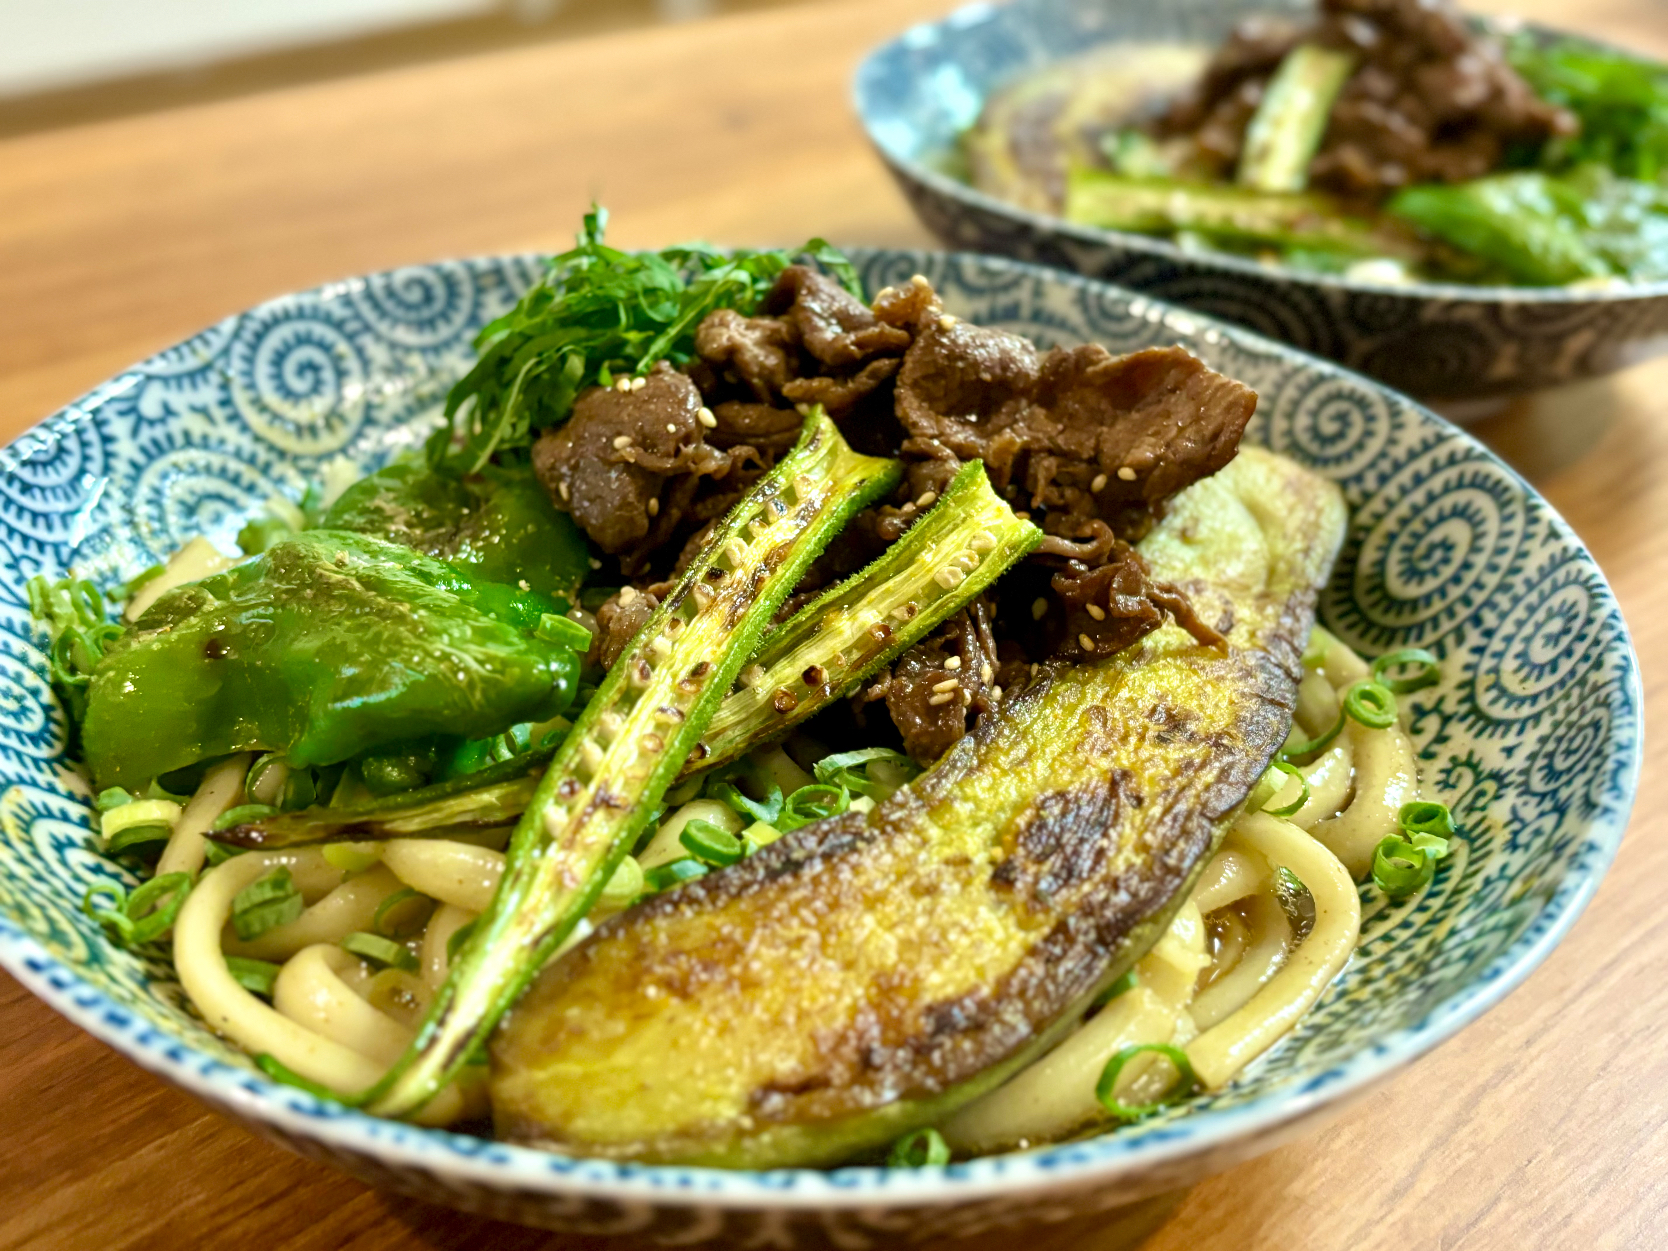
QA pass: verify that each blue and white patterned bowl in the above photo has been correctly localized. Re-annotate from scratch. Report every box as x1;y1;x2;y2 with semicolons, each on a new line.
0;250;1639;1246
854;0;1668;403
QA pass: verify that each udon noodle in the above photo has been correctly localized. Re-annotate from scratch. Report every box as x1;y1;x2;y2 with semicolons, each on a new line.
159;625;1426;1147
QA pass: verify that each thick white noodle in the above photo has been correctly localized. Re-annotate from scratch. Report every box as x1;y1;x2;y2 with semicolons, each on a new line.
224;864;404;962
1186;812;1360;1089
1317;629;1371;688
156;754;253;878
174;850;467;1125
1189;849;1268;918
419;903;477;991
273;943;414;1066
1291;740;1353;829
1294;671;1339;736
1310;718;1419;878
379;839;503;912
1190;893;1291;1031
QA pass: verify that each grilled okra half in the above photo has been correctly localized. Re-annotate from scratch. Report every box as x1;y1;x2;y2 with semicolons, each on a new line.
358;408;899;1118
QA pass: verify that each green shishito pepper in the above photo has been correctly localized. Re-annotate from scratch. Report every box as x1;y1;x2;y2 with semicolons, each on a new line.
81;530;581;790
322;460;589;603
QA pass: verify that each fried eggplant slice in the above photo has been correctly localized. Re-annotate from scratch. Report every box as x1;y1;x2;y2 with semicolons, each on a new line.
490;447;1346;1166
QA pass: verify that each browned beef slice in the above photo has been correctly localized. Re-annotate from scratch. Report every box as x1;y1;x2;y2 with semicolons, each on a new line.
1047;542;1225;664
781;356;901;418
765;265;911;368
1028;345;1257;509
694;309;800;403
876;607;1005;764
531;362;724;557
709;402;803;452
593;586;659;670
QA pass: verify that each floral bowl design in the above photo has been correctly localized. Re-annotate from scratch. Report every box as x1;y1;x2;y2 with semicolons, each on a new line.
854;0;1668;403
0;249;1639;1247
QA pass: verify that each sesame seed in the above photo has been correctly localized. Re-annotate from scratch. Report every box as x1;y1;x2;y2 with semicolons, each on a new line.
1014;510;1031;520
614;378;631;393
944;656;962;670
697;406;718;428
631;376;648;392
1091;473;1108;492
932;677;961;693
794;402;812;416
651;636;672;659
934;567;966;590
916;491;937;508
619;586;637;605
1117;466;1137;481
1086;603;1106;621
981;663;993;684
666;423;678;434
992;685;1003;701
559;481;571;502
648;498;660;517
613;435;632;450
961;688;972;706
910;274;930;288
1032;598;1048;620
928;691;956;706
1030;663;1039;680
939;315;958;330
901;502;917;515
588;557;601;570
876;286;897;300
970;530;996;553
1079;634;1095;652
580;739;604;770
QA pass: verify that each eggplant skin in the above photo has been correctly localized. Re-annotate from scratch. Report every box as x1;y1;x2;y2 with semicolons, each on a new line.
490;448;1346;1168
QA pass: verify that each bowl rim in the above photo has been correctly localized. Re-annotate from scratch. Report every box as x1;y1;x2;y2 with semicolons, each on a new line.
0;248;1642;1210
853;0;1668;306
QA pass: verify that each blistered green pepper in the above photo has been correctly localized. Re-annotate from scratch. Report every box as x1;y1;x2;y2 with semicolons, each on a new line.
323;460;589;603
82;531;581;789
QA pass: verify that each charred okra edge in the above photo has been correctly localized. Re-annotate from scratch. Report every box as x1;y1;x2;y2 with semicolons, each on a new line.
688;460;1042;775
360;410;900;1118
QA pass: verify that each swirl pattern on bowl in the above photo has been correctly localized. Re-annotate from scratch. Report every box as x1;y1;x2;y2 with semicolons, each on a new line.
0;250;1638;1247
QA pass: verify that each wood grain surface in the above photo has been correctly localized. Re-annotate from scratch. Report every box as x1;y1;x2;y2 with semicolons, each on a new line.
2;2;1666;1248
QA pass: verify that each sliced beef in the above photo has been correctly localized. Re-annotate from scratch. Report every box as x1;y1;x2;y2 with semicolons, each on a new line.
695;310;798;404
531;362;736;574
781;356;901;419
592;585;659;670
1156;0;1573;201
866;605;1004;764
765;266;911;369
1048;542;1226;663
708;402;803;453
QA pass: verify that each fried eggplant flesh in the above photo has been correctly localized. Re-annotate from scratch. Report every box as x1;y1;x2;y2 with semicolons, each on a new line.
490;447;1346;1166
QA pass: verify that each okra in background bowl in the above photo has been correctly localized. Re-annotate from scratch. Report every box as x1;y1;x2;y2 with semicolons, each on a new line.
854;0;1668;404
0;249;1639;1246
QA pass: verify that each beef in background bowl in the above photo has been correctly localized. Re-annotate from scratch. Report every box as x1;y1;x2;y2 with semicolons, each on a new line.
854;0;1668;403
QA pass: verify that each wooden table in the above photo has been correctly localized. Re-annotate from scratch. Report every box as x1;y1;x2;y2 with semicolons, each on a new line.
2;2;1665;1247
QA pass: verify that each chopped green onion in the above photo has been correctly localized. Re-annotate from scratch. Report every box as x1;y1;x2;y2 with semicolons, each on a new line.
1095;1043;1200;1122
231;867;304;941
643;857;707;893
1341;680;1397;730
82;871;193;948
94;787;133;813
372;887;434;940
775;783;849;834
105;823;174;854
1279;709;1345;760
255;1053;341;1102
709;775;783;825
536;612;594;653
212;803;281;833
812;747;921;799
226;956;282;998
1399;800;1456;839
1262;761;1310;818
144;778;190;804
1092;969;1138;1009
679;819;745;867
446;917;478;965
1273;866;1316;942
1371;832;1452;900
886;1126;951;1167
322;842;382;874
1371;648;1441;695
100;798;182;854
341;931;419;972
597;855;645;907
